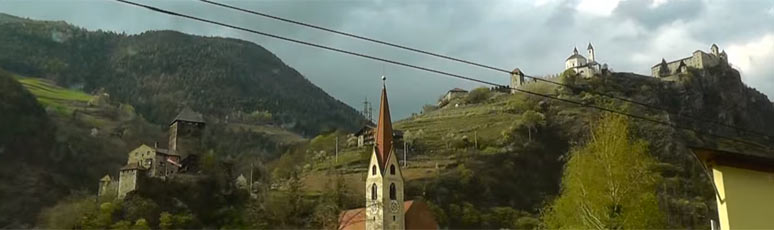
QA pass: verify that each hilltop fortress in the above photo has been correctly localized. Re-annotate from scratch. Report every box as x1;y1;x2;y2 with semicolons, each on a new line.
99;107;206;199
506;43;730;92
652;44;728;79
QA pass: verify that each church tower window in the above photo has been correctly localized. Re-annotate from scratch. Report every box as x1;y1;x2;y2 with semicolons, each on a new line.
372;165;377;175
371;183;378;200
390;165;395;175
390;183;396;200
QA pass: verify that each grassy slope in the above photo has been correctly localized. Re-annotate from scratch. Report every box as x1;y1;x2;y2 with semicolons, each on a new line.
295;68;774;228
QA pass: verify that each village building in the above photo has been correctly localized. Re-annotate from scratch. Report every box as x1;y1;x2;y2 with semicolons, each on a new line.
565;43;606;78
443;88;468;101
339;79;438;230
353;123;404;148
692;147;774;230
651;44;728;78
102;107;206;199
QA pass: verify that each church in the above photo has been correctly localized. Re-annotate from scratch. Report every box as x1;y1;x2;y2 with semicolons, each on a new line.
338;78;438;230
565;43;606;78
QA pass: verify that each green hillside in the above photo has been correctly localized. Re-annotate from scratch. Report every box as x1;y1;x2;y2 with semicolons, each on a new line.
0;13;364;135
284;65;774;229
0;69;61;228
16;77;92;114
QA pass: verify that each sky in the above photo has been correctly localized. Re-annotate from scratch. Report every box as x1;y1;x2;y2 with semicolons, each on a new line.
2;0;774;120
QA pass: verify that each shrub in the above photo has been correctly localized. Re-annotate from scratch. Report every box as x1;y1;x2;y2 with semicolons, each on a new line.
465;87;491;104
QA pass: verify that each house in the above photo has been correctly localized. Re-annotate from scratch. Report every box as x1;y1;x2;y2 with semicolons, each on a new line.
444;88;468;102
354;123;403;148
692;147;774;229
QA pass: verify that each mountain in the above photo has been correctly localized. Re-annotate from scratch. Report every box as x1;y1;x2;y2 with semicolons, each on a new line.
0;13;364;135
0;70;62;228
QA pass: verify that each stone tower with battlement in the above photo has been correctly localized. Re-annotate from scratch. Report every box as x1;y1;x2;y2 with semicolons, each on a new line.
168;107;205;159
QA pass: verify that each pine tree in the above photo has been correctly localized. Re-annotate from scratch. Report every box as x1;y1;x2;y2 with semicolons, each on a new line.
542;114;664;229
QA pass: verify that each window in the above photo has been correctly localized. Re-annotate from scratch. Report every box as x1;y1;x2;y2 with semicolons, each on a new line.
393;216;396;221
371;184;378;200
390;165;395;175
372;165;377;175
390;183;396;200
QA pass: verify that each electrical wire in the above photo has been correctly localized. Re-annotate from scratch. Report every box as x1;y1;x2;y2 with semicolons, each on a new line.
113;0;770;150
197;0;774;139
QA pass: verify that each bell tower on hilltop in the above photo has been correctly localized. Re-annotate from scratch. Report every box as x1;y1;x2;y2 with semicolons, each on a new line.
168;107;205;158
365;77;405;230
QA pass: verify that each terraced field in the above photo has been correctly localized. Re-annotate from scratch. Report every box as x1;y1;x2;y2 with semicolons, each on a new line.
16;77;93;115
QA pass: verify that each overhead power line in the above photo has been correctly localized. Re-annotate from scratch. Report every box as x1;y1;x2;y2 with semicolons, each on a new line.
197;0;773;139
114;0;770;150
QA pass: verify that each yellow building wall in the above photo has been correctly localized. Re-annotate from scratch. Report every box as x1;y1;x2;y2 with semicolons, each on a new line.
712;165;774;229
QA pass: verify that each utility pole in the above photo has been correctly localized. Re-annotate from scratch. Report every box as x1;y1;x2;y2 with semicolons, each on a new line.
404;141;408;167
335;136;339;163
249;162;254;194
474;131;478;149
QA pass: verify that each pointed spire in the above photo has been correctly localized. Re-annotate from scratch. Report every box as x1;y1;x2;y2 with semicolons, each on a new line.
587;42;593;50
374;76;393;167
573;47;578;54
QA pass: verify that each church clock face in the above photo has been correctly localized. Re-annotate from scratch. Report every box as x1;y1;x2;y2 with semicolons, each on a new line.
390;200;399;213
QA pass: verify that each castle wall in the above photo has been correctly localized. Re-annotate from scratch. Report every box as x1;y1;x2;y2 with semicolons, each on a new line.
652;50;725;77
118;169;139;199
99;180;118;197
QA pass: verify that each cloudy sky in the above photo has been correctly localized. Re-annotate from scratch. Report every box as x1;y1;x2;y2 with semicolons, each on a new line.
2;0;774;120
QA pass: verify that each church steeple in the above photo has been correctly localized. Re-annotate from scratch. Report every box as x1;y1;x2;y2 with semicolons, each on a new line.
365;76;405;230
374;77;393;168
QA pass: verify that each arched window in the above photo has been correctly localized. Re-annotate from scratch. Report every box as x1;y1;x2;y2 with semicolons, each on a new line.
371;184;378;200
390;165;395;175
372;165;377;175
389;183;396;200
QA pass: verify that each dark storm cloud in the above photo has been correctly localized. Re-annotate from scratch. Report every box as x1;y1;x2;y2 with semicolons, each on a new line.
613;0;705;29
2;0;773;119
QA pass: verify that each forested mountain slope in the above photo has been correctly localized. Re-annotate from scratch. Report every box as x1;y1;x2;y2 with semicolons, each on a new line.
0;13;363;135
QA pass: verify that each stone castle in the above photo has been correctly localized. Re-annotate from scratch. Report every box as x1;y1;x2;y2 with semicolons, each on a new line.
651;44;728;78
99;107;206;199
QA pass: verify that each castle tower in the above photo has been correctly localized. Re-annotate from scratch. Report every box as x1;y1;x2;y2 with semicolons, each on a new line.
365;77;405;230
711;44;719;56
168;107;205;159
587;43;595;63
510;68;525;93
